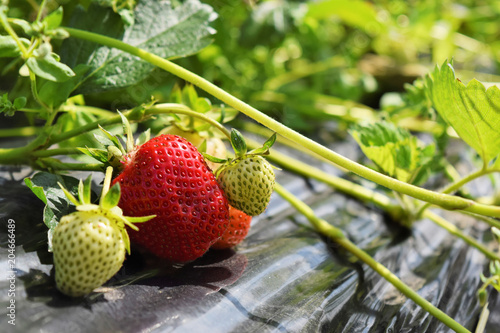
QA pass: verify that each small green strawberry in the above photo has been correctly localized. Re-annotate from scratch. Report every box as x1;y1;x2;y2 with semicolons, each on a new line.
52;167;154;297
214;130;276;217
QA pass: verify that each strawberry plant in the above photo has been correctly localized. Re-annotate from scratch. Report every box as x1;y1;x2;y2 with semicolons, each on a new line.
1;1;500;332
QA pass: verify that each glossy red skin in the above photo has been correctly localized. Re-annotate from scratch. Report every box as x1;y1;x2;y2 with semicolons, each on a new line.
212;205;252;250
112;135;229;262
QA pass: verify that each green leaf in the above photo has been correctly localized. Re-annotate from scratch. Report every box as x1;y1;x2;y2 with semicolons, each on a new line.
0;35;28;58
101;183;121;210
248;133;277;155
26;54;75;82
99;124;126;154
24;173;81;250
306;0;384;34
38;65;89;108
13;96;27;109
426;61;500;165
0;93;24;116
43;6;63;31
230;129;247;157
93;133;115;147
202;152;228;164
61;0;217;94
350;122;434;183
118;111;134;152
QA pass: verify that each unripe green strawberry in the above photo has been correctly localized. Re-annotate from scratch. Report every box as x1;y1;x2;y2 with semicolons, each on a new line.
52;209;125;297
217;155;275;216
51;168;154;297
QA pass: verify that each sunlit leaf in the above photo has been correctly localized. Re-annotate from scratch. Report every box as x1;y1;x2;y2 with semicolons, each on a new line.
61;0;217;94
425;61;500;165
350;122;434;184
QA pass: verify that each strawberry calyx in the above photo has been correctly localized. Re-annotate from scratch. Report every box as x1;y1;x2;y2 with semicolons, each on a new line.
78;111;152;173
211;129;277;177
58;166;155;254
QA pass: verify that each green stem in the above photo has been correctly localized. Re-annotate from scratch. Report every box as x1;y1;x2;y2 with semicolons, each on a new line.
64;27;500;218
59;105;117;118
29;70;51;111
39;158;104;171
458;211;500;230
0;9;29;57
35;0;48;22
273;183;470;333
0;133;48;165
31;148;82;157
0;126;40;137
417;168;500;218
424;210;499;261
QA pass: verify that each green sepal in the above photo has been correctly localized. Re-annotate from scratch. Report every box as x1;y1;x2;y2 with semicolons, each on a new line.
99;125;126;155
43;6;63;31
77;147;109;163
107;146;124;167
248;133;277;155
118;111;134;152
57;182;80;206
78;179;85;205
126;215;157;223
93;133;115;147
202;152;228;164
82;174;92;204
136;128;151;146
101;183;121;210
230;129;247;157
122;228;131;255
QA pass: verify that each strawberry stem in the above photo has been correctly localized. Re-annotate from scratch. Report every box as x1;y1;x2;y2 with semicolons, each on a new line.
273;182;471;333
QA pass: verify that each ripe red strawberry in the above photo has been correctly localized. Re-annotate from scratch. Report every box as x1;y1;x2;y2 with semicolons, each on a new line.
112;134;230;262
212;205;252;249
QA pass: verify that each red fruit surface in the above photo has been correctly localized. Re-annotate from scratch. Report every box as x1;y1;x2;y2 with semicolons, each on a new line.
212;205;252;250
112;135;229;262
